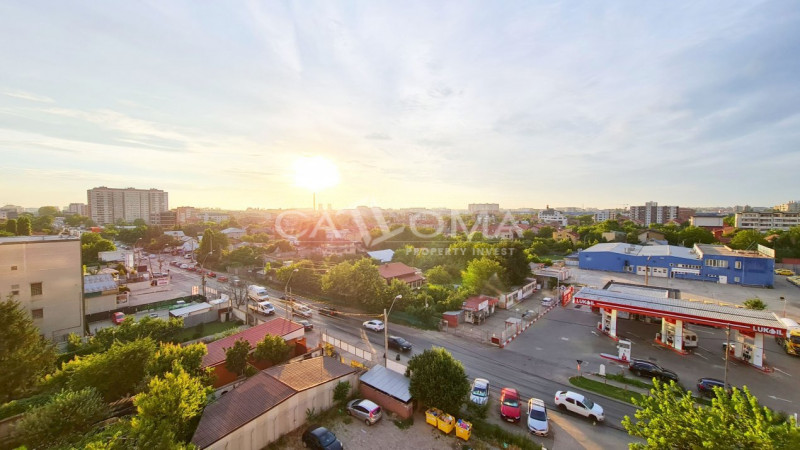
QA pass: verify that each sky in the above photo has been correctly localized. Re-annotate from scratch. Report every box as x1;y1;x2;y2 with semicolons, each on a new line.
1;1;798;211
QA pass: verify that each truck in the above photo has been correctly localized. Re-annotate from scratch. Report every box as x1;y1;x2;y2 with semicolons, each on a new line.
247;285;270;302
249;300;275;316
775;318;800;355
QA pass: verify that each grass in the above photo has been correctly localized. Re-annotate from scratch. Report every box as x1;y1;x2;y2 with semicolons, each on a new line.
174;321;241;342
569;376;646;405
605;373;654;389
393;417;414;430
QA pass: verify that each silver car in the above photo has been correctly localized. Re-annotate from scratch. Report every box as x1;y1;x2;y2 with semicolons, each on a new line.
346;398;383;425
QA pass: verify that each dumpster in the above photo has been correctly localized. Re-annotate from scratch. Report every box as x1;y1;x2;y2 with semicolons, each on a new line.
437;413;455;434
455;419;472;441
425;408;442;427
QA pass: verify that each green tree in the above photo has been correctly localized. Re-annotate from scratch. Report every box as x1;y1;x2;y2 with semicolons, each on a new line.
277;260;322;293
0;296;57;402
199;228;228;262
744;298;768;310
406;347;470;414
5;218;17;234
729;230;767;250
623;380;800;449
224;338;251;376
16;216;32;235
13;387;109;449
38;206;61;217
132;366;211;442
253;335;290;365
32;214;55;232
461;257;506;295
147;342;207;379
333;380;351;406
723;215;735;227
44;338;156;401
493;240;530;286
678;226;717;247
94;316;184;350
321;259;386;309
425;265;453;285
81;232;117;264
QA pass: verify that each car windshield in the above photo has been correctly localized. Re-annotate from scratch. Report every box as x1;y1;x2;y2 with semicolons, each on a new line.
395;338;407;344
318;431;336;446
502;398;518;407
582;398;594;409
472;387;487;397
530;409;547;421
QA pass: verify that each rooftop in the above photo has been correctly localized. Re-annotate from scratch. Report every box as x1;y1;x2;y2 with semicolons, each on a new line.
264;356;356;392
695;244;772;259
359;364;412;403
83;273;118;294
0;235;79;244
202;318;304;368
378;262;420;279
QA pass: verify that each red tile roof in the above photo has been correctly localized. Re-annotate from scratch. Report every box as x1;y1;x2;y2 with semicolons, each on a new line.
377;262;419;280
201;318;304;368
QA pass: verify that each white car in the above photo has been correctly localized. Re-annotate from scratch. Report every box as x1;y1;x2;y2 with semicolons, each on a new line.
470;378;489;405
292;304;313;318
554;390;604;422
180;263;189;269
526;398;549;436
362;320;385;332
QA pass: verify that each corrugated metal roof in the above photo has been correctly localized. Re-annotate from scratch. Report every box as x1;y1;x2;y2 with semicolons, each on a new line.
575;288;785;329
359;365;412;403
83;273;118;294
169;302;213;317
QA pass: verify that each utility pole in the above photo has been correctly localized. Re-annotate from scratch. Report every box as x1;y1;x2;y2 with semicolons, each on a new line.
724;325;731;387
384;295;402;367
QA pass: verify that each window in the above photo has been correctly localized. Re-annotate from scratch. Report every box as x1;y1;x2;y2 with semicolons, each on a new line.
11;265;17;270
31;308;43;319
30;282;43;296
705;259;728;269
735;261;742;269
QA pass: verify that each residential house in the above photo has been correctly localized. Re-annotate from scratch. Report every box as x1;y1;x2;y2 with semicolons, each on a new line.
553;229;579;245
377;262;425;288
638;230;666;244
601;231;627;242
191;356;358;450
221;227;247;240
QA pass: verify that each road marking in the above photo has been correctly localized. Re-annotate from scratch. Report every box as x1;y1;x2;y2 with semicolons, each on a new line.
591;331;599;336
769;395;792;403
694;353;708;360
698;345;711;352
774;367;792;377
561;337;570;341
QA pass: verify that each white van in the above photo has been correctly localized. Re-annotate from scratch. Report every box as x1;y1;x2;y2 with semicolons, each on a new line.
247;285;270;302
249;301;275;316
664;323;698;349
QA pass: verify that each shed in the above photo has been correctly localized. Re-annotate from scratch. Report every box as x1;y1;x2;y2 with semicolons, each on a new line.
169;302;213;318
358;365;413;419
442;311;462;328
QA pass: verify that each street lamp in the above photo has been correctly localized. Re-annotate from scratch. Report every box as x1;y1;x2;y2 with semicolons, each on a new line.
285;268;299;319
384;295;402;367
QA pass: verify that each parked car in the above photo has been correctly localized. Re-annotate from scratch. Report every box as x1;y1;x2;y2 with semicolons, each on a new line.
206;271;217;278
319;306;339;317
775;268;795;276
470;378;489;405
180;263;189;269
301;426;343;450
628;359;679;382
554;390;604;422
697;377;733;397
541;297;555;307
387;336;412;352
218;275;229;282
526;398;549;436
112;312;125;325
346;398;383;425
298;319;313;331
148;312;159;319
363;320;384;332
292;304;313;318
499;387;521;423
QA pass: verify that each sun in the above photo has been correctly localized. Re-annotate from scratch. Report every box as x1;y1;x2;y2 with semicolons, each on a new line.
293;156;341;192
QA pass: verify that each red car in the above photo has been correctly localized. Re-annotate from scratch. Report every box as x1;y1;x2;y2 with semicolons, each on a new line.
218;276;229;282
207;272;217;278
112;312;125;325
500;387;521;423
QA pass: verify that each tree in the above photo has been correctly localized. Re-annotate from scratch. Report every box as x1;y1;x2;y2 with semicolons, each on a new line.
425;265;453;285
32;214;54;232
333;380;351;406
461;257;506;295
406;347;470;414
678;226;717;247
0;296;57;402
81;232;117;264
729;230;767;250
253;335;290;365
147;342;207;379
5;218;17;234
622;380;800;449
744;298;768;310
94;316;183;350
132;366;211;442
224;339;251;376
38;206;61;217
13;387;109;449
16;216;32;235
493;240;530;286
321;259;386;309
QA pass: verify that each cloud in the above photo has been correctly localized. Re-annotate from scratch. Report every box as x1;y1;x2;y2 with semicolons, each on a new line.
4;90;54;103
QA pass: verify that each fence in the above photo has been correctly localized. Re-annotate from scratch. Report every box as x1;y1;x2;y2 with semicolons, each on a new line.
84;294;205;323
321;332;374;362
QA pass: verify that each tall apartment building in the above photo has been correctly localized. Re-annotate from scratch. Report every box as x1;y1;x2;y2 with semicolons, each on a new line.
775;201;800;212
594;209;618;222
87;186;168;225
468;203;500;216
735;211;800;232
67;202;88;216
0;236;84;340
629;201;679;226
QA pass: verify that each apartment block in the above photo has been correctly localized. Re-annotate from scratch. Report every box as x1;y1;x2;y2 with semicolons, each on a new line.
67;202;88;216
735;211;800;232
594;209;618;222
629;201;679;226
0;236;84;340
87;186;168;225
775;201;800;213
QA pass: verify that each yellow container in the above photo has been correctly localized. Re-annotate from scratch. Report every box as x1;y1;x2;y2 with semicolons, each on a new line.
437;413;455;434
455;419;472;441
425;408;442;427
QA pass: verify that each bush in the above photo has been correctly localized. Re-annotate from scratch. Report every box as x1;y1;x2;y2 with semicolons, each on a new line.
333;381;351;406
13;388;109;449
0;392;51;420
743;298;767;310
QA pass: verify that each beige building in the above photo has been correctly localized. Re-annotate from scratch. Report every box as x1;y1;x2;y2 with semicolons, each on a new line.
0;236;84;340
87;186;168;225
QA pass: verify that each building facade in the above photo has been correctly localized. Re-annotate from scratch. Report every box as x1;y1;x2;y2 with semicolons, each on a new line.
67;203;88;216
578;242;774;287
0;236;84;340
594;209;618;222
775;201;800;212
538;206;568;226
735;211;800;232
468;203;500;216
87;186;168;225
629;201;679;226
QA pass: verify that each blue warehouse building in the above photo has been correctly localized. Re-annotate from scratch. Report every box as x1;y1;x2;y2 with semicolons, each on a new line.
578;243;774;287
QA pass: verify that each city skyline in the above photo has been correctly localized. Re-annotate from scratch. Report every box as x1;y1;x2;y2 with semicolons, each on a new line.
1;1;798;210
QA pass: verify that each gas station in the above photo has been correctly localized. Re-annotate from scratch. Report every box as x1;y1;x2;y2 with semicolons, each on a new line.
574;287;788;371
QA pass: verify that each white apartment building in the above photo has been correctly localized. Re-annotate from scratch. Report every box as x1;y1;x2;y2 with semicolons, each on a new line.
735;211;800;232
775;201;800;213
594;209;618;222
629;201;679;226
87;186;169;225
538;206;568;226
0;236;84;341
